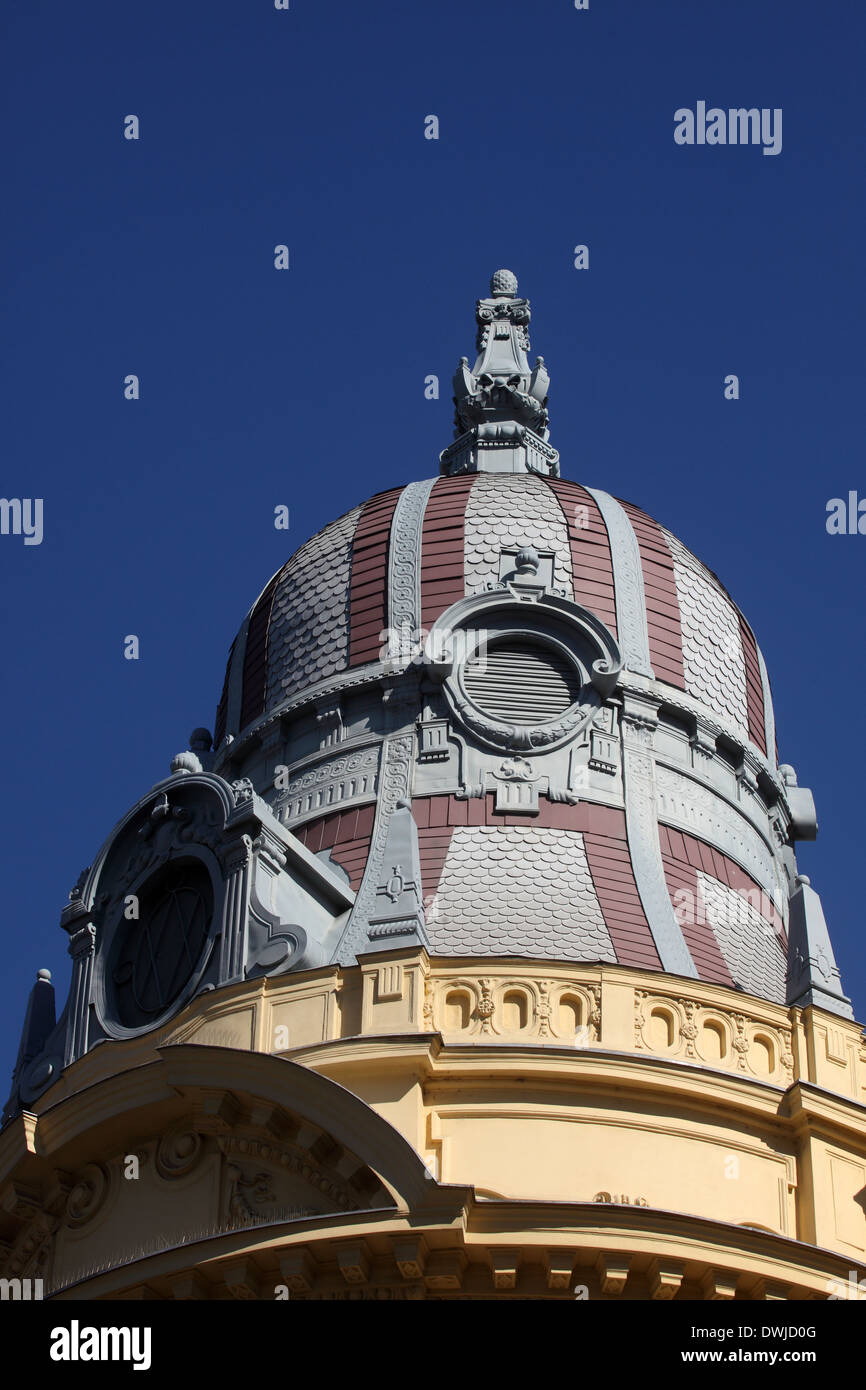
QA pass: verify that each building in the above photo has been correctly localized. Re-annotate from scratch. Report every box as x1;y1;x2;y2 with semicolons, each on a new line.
2;270;864;1302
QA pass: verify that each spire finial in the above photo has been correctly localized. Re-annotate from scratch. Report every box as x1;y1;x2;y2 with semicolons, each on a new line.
439;270;559;478
490;267;518;297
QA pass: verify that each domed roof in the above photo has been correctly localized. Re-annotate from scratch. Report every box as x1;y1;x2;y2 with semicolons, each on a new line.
214;472;773;764
202;271;845;1017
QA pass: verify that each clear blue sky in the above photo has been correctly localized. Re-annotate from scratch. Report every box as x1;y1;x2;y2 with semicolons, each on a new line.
2;0;864;1082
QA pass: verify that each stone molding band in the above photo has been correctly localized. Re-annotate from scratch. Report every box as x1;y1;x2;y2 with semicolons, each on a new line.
388;478;438;637
756;646;777;771
621;706;699;979
585;488;654;679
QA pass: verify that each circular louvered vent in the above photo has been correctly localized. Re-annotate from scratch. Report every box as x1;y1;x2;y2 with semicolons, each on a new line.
463;639;582;724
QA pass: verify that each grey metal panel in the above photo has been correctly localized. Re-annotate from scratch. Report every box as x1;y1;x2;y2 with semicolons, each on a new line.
425;826;617;961
266;506;361;709
585;488;654;678
333;731;428;961
654;762;787;919
621;712;699;978
697;871;786;1004
756;644;777;770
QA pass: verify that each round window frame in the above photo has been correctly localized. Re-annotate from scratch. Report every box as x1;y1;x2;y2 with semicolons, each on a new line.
94;850;221;1040
424;590;622;755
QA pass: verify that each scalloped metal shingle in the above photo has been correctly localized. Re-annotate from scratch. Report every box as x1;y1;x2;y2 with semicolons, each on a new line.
662;529;749;732
426;825;617;961
463;473;574;595
697;871;786;1004
265;506;362;708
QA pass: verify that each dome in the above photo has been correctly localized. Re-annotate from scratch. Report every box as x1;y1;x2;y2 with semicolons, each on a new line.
215;475;774;762
202;271;843;1017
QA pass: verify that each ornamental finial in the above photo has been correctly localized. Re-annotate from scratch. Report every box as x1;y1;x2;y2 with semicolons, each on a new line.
439;270;559;478
490;268;518;297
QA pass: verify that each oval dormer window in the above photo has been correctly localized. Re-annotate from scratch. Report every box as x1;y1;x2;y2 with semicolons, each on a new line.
111;860;213;1029
463;638;582;725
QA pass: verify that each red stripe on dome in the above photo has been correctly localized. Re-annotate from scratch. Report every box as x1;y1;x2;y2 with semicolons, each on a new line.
292;804;375;891
239;573;281;732
737;615;767;755
618;500;686;689
583;826;663;970
660;824;785;947
657;827;734;985
420;476;475;630
348;487;403;666
412;794;628;835
544;479;618;635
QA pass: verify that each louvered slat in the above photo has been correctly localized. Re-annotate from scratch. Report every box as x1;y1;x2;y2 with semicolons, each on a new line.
464;642;581;724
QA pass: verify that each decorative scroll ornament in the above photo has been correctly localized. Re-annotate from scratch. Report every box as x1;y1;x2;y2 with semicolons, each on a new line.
65;1164;109;1228
156;1128;203;1180
584;489;654;679
388;478;438;638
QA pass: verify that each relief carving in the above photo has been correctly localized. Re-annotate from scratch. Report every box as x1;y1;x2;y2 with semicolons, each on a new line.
156;1129;204;1181
634;988;794;1082
65;1164;110;1229
273;746;379;824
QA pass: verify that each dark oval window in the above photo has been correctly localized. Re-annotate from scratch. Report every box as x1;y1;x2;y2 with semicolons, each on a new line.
463;638;582;724
111;860;213;1028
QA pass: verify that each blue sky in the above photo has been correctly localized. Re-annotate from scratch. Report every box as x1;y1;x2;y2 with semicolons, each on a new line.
2;0;864;1080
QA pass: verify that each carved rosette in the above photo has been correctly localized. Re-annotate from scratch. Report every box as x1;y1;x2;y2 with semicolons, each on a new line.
65;1164;110;1229
156;1128;204;1181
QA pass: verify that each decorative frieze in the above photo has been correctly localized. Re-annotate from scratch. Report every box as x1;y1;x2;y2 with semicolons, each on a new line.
273;745;379;824
634;987;794;1083
431;971;601;1043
